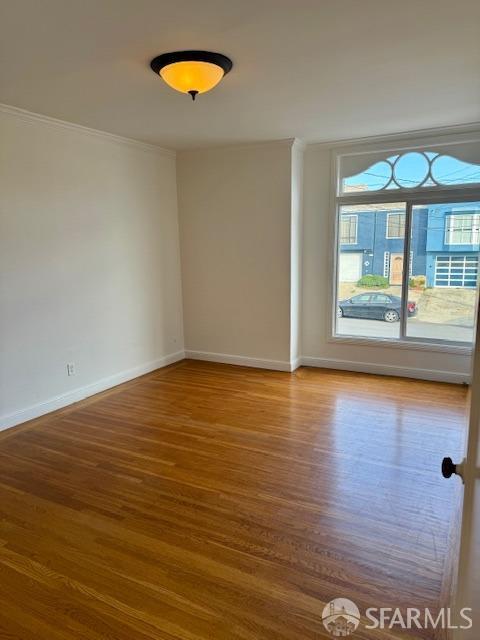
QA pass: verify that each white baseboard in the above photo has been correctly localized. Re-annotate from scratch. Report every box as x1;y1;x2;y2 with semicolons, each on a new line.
300;356;469;384
185;350;294;372
1;349;466;433
185;350;467;383
0;350;185;432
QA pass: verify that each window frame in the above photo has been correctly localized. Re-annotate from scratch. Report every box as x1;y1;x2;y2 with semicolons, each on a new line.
339;213;358;244
386;212;406;239
445;212;480;246
329;136;480;354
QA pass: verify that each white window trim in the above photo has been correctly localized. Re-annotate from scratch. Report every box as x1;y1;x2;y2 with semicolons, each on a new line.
386;212;406;239
328;131;480;353
340;214;358;244
327;333;472;355
445;212;480;246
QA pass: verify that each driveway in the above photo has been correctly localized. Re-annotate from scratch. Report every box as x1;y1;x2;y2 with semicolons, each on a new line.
337;317;474;342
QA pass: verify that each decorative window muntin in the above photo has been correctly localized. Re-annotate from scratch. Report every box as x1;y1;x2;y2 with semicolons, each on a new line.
339;141;480;196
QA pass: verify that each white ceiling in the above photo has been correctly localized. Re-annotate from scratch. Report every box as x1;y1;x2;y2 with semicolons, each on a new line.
1;0;479;150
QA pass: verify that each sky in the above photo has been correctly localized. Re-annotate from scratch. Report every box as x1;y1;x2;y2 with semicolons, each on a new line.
344;151;480;192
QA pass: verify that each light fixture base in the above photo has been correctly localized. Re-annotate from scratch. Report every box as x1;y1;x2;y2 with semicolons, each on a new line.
150;51;233;76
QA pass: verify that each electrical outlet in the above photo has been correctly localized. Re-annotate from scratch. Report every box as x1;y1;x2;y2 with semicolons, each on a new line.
67;362;76;376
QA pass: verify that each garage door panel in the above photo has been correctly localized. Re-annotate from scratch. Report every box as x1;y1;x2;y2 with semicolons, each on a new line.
435;255;479;287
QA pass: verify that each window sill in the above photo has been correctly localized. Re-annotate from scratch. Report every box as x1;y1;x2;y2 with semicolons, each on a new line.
329;334;472;355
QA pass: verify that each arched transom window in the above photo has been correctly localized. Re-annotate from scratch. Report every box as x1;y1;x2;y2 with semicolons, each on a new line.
338;140;480;197
333;137;480;349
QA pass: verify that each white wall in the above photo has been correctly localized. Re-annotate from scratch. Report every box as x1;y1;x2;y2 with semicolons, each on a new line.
0;107;184;428
1;107;474;432
301;144;472;383
177;135;472;382
177;141;294;369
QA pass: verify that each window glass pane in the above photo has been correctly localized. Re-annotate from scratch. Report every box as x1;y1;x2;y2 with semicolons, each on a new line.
445;212;480;245
340;214;357;244
386;213;405;238
339;141;480;195
405;201;480;344
336;203;406;339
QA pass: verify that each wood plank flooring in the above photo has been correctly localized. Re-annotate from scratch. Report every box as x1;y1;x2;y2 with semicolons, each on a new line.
0;361;467;639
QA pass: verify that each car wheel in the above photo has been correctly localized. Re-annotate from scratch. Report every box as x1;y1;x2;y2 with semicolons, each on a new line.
384;309;399;323
337;307;343;318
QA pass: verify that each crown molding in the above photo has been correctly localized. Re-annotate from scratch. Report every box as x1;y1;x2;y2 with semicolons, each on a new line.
305;121;480;152
178;138;299;155
0;103;176;158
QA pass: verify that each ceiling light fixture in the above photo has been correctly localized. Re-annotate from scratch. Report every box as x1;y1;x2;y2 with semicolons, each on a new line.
150;50;233;101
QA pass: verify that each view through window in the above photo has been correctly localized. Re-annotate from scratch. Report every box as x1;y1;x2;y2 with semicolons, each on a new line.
335;147;480;345
337;203;405;341
405;202;480;343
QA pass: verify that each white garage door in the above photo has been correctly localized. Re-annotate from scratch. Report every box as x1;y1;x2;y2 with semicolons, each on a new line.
339;252;363;282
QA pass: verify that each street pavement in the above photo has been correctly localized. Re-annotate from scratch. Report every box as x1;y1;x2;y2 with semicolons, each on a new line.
337;317;474;343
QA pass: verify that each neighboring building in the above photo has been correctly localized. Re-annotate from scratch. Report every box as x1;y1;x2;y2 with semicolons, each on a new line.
339;203;480;288
425;203;480;288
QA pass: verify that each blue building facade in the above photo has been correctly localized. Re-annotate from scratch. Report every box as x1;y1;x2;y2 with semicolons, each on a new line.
340;203;480;288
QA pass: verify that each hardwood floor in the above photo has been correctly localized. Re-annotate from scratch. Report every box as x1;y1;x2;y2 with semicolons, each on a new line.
0;361;467;639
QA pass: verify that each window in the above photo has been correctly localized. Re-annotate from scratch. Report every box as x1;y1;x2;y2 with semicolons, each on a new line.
386;213;405;238
445;213;480;245
337;203;405;340
352;294;371;303
405;207;479;345
334;140;480;347
340;214;357;244
340;144;480;194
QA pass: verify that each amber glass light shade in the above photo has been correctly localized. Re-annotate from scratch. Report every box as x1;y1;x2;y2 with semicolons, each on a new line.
160;61;224;96
150;51;232;100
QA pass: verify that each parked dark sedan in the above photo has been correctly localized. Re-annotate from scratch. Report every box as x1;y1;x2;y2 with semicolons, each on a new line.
338;293;417;322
